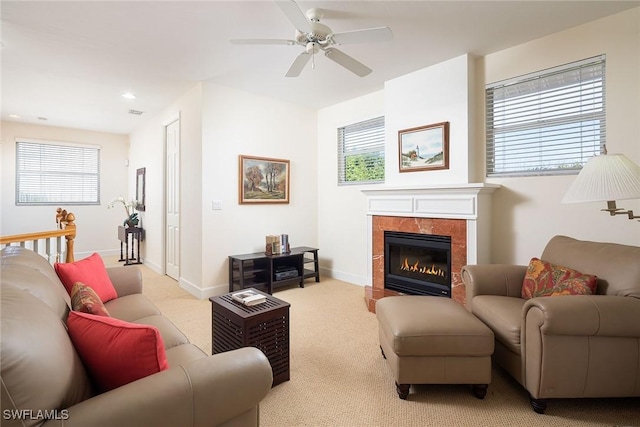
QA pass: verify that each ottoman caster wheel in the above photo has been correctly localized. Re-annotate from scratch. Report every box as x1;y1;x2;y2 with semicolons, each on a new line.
472;384;488;399
395;382;410;400
380;346;386;359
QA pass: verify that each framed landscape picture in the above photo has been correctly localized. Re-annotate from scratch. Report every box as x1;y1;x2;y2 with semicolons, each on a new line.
239;155;290;204
398;121;450;172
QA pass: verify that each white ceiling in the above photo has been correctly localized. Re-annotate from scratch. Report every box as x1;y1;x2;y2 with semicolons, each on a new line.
2;1;639;135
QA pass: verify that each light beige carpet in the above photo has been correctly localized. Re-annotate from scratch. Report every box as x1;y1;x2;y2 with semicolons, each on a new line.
128;261;639;427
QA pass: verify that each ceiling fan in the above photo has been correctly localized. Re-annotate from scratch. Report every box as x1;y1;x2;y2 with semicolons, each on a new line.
230;0;393;77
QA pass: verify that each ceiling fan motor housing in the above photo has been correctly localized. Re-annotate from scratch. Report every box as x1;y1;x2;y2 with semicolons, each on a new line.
306;8;324;22
296;22;332;46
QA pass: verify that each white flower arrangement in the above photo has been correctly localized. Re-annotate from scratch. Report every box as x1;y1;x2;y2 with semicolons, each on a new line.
108;196;139;226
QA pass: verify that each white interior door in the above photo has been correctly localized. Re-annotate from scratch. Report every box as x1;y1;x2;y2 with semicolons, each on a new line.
165;118;180;280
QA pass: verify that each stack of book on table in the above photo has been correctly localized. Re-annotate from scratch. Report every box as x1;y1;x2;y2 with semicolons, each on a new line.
265;234;289;255
231;289;266;307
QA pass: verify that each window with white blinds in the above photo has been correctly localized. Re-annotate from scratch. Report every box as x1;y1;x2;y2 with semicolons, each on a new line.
486;55;605;177
338;116;385;185
16;139;100;205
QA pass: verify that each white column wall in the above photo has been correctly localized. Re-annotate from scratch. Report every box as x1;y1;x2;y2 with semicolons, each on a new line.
317;55;476;286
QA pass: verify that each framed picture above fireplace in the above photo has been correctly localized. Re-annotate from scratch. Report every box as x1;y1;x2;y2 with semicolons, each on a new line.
398;121;449;172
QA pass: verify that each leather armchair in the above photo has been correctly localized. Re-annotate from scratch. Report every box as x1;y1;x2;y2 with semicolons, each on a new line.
462;235;640;413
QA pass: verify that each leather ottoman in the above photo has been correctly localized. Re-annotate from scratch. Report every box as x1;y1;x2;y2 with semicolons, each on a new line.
376;295;494;400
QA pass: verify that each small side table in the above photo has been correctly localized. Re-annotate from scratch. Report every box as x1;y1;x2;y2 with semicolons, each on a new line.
118;226;143;265
210;289;290;387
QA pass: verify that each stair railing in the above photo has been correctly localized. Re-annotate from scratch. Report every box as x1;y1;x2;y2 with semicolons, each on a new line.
0;208;76;263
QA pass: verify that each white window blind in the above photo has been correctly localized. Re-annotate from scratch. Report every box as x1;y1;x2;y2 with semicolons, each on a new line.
338;116;385;185
16;139;100;205
486;55;605;177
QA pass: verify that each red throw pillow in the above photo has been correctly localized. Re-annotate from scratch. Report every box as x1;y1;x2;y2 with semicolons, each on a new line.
70;282;111;317
521;257;597;299
55;253;118;303
67;311;169;392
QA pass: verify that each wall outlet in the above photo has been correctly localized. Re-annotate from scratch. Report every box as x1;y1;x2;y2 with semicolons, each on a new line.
212;200;223;210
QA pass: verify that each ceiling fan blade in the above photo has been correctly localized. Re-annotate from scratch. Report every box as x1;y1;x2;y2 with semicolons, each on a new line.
324;48;372;77
286;52;311;77
275;0;313;33
329;27;393;45
230;38;296;46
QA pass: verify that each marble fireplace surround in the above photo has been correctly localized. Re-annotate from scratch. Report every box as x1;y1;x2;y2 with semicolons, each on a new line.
362;184;500;312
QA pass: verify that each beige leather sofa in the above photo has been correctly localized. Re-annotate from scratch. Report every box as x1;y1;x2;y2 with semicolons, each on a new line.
462;235;640;414
1;246;273;427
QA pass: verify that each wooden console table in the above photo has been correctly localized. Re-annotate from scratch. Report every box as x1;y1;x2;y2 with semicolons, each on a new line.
228;246;319;294
118;226;143;265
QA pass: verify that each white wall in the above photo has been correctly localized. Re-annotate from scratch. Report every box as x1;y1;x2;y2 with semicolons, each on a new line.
317;90;385;285
317;55;475;286
127;82;317;298
128;83;203;293
0;121;129;257
385;54;475;186
317;9;640;286
480;7;640;263
200;83;318;296
6;8;638;296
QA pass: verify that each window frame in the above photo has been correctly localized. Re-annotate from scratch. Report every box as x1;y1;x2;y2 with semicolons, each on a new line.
15;138;101;206
337;116;385;185
485;55;606;177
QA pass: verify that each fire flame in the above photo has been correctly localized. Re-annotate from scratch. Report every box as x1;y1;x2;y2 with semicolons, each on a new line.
400;258;446;277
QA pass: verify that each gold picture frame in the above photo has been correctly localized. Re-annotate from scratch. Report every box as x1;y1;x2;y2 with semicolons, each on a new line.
398;121;450;172
239;155;290;204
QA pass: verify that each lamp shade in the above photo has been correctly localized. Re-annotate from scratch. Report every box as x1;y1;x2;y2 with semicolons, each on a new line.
562;153;640;203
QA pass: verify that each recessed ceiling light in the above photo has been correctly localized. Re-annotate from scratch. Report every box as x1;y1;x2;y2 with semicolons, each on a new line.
8;114;21;119
122;92;136;100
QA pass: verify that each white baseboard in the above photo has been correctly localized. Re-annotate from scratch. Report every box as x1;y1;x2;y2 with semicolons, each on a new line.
95;262;366;300
80;249;120;259
320;267;368;287
179;278;228;300
141;259;162;274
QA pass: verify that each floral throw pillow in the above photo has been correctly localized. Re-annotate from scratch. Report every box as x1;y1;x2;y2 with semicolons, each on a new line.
521;257;597;299
71;282;111;317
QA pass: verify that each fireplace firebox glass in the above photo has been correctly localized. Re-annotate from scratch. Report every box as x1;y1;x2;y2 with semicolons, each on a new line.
384;231;451;297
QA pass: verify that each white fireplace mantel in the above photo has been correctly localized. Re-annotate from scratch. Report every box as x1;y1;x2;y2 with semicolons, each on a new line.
362;183;501;268
362;183;501;220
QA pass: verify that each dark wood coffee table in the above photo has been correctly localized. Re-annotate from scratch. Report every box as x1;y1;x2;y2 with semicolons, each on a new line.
209;288;290;386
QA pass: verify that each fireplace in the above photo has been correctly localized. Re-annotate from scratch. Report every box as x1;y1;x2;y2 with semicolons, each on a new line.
362;183;500;312
385;231;451;297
